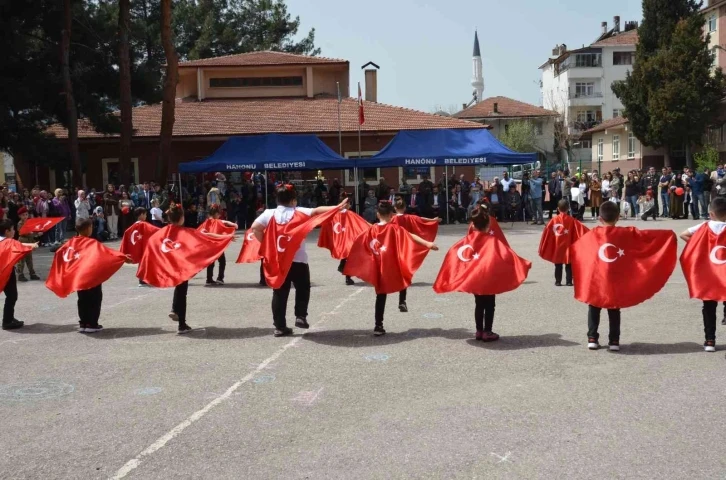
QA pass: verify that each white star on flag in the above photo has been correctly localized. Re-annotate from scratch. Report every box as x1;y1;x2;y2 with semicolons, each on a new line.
617;249;625;257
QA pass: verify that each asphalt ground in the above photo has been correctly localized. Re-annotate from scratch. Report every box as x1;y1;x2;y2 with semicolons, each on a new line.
0;217;724;479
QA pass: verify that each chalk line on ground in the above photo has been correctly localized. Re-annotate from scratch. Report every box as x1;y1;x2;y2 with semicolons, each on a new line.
110;286;365;480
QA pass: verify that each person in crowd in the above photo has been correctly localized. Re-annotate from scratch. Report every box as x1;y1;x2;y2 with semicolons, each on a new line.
688;169;706;220
50;189;69;246
118;191;134;237
103;184;120;240
363;189;378;223
418;175;434;204
375;177;389;201
428;185;448;221
487;178;503;221
139;182;153;210
92;206;108;242
529;170;544;225
21;189;34;217
703;168;714;211
547;171;562;218
386;187;397;204
406;187;424;216
638;192;657;221
468;181;483;220
683;184;694;220
500;171;516;221
450;183;468;224
149;198;164;228
658;167;672;218
14;207;40;282
329;179;342;205
624;172;641;218
641;166;660;216
399;178;412;200
669;173;684;219
570;178;585;220
75;190;91;226
589;172;602;219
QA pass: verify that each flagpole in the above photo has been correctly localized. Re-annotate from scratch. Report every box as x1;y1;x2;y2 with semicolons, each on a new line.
445;165;449;225
355;82;362;214
336;82;343;155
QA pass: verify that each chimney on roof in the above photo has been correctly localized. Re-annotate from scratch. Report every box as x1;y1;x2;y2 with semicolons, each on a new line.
493;102;499;114
614;16;621;33
462;103;468;110
362;62;379;103
560;44;567;55
602;21;608;35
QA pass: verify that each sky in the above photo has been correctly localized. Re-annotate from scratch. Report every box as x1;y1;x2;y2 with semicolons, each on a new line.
284;0;643;113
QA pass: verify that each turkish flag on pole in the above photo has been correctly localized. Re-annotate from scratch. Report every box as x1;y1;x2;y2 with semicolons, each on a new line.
391;214;438;242
571;226;676;309
434;231;531;295
197;218;236;236
343;223;430;294
0;239;33;291
318;209;369;259
137;225;233;288
538;213;589;265
120;221;160;264
358;82;365;125
45;236;127;298
468;216;509;248
235;228;262;264
19;217;63;236
680;225;726;301
260;208;340;289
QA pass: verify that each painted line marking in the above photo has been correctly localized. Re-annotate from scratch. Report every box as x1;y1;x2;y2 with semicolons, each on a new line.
292;387;324;406
491;451;512;463
110;286;364;479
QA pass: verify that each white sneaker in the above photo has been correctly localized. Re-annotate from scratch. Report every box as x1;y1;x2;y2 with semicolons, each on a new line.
609;344;620;352
704;341;716;352
587;341;600;350
168;312;179;322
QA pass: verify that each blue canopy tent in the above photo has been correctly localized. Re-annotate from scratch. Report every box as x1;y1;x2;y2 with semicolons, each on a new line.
365;129;538;224
177;134;353;208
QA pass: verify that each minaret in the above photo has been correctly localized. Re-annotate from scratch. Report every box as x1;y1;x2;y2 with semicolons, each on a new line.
471;31;484;104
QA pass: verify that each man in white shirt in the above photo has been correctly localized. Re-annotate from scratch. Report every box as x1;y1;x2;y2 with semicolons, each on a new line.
500;171;516;220
251;186;345;337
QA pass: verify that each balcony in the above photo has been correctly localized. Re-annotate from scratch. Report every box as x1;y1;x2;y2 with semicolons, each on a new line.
569;92;603;100
569;91;604;107
569;120;601;134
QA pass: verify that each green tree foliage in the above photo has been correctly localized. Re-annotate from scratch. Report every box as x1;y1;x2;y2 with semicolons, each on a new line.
498;121;537;153
613;1;726;166
694;145;720;172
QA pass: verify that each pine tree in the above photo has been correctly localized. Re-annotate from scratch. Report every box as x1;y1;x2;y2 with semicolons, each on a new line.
612;0;726;167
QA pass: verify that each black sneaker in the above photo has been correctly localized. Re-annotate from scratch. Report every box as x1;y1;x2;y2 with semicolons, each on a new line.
398;303;408;313
259;279;267;287
555;282;562;287
78;324;87;333
345;277;355;286
373;325;386;336
216;278;225;285
17;275;28;282
83;324;103;333
274;327;293;337
565;282;573;287
178;324;193;334
295;317;310;329
168;312;179;322
205;280;219;287
29;274;41;281
2;320;24;330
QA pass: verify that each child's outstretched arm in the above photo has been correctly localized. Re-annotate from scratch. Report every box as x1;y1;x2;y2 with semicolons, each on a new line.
679;229;693;242
311;198;349;216
203;232;237;241
409;232;438;251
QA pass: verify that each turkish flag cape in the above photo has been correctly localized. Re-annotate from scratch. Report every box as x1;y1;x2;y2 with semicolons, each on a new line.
538;213;589;265
468;216;509;248
137;225;233;288
120;221;160;264
343;223;430;294
260;208;340;289
391;214;438;242
235;228;262;264
19;217;63;236
0;239;33;290
571;226;676;309
680;225;726;301
434;231;531;295
197;218;237;236
45;236;127;298
317;209;369;259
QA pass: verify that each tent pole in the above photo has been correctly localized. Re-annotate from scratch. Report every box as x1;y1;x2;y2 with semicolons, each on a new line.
354;164;359;214
445;165;449;225
264;170;268;209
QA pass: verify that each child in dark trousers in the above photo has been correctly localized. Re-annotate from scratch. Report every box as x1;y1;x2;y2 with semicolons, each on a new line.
554;199;573;287
679;196;726;352
1;220;38;330
204;205;237;286
587;201;622;351
470;207;499;342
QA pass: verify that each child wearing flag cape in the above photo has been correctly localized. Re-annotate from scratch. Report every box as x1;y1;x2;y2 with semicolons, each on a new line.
344;201;438;336
251;185;347;337
538;199;589;287
15;207;41;282
679;196;726;352
433;205;531;341
570;201;676;351
392;195;440;312
120;207;159;287
199;204;238;286
317;192;368;286
0;219;38;330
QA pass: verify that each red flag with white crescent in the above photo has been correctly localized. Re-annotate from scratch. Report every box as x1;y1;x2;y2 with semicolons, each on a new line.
137;225;233;288
19;217;63;236
45;236;127;298
434;231;530;295
343;223;430;294
317;209;370;259
538;213;589;265
571;226;676;309
680;224;726;301
391;213;438;242
197;218;236;236
120;221;160;264
0;239;33;291
236;228;262;264
468;216;509;248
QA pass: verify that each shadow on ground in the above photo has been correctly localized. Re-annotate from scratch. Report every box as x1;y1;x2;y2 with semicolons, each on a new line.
466;333;580;350
185;326;272;340
303;328;472;347
8;323;79;334
618;342;702;355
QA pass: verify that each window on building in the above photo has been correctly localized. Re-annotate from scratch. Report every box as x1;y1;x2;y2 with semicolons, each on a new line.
709;14;717;33
574;53;601;67
533;122;544;135
597;138;604;162
612;135;620;161
613;52;634;66
579;139;592;149
402;167;431;181
209;76;304;88
345;152;380;186
712;47;719;69
613;109;621;118
628;132;636;159
576;110;599;123
574;82;595;97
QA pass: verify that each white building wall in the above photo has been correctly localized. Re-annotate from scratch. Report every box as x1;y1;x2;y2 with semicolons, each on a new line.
600;46;635;120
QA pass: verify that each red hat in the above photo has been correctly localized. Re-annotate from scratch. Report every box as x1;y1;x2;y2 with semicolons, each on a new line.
17;207;27;215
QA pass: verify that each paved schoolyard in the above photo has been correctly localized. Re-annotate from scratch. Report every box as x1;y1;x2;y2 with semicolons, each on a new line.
0;217;724;479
